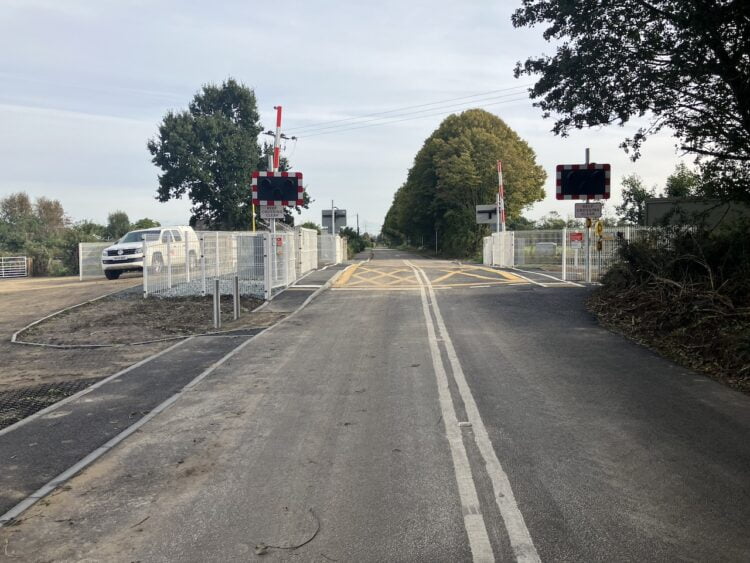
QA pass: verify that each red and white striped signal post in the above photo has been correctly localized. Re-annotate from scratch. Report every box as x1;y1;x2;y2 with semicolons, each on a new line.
496;161;506;233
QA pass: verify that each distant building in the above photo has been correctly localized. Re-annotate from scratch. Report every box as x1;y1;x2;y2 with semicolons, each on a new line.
322;209;347;234
645;198;750;228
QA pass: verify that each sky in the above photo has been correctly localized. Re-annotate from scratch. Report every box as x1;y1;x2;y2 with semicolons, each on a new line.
0;0;690;235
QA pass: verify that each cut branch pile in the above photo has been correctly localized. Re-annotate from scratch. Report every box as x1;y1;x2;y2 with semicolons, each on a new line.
588;227;750;394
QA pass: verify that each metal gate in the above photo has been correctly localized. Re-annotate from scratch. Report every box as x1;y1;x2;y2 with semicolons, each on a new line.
0;256;27;278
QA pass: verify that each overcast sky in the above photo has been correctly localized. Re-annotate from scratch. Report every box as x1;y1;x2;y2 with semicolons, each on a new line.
0;0;689;234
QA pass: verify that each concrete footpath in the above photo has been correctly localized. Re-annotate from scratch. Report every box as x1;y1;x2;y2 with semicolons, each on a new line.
0;265;346;521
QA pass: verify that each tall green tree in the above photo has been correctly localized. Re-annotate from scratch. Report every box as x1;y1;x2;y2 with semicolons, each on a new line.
383;109;546;256
665;163;701;198
106;211;131;240
512;1;750;201
616;175;656;225
148;78;263;229
132;218;161;230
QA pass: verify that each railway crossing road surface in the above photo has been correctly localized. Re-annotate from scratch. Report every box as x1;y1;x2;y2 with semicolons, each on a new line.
1;249;749;561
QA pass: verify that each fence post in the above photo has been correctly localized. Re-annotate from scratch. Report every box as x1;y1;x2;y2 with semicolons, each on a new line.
167;239;172;289
185;234;190;283
200;235;206;297
562;227;567;281
142;239;148;298
213;278;221;329
215;232;220;278
263;233;272;300
78;243;83;281
233;275;240;320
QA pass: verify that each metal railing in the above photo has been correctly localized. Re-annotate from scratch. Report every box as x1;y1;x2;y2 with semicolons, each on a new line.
0;256;27;278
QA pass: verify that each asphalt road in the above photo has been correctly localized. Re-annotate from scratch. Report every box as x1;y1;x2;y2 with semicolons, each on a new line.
1;249;748;562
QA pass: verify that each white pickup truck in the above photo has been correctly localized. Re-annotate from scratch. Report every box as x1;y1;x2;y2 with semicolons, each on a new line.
101;226;199;280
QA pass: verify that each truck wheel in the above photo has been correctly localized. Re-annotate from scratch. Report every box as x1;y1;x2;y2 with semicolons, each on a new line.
152;254;164;274
105;270;121;280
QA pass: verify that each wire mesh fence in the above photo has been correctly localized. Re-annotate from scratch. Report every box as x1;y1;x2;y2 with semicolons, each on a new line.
318;235;346;266
484;227;655;283
143;231;266;298
142;228;326;299
79;243;111;280
0;256;28;278
297;227;318;276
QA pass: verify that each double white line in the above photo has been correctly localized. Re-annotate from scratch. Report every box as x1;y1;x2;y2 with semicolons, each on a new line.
406;260;540;563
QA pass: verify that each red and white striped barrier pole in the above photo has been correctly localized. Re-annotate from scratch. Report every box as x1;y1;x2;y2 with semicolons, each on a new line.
273;105;282;172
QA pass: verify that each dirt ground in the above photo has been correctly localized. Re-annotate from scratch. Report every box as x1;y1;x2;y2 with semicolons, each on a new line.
1;275;280;392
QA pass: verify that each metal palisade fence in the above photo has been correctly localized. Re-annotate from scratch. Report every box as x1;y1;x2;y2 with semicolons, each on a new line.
484;227;652;282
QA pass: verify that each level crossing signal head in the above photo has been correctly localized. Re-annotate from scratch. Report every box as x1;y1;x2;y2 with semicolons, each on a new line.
556;163;611;200
251;171;304;206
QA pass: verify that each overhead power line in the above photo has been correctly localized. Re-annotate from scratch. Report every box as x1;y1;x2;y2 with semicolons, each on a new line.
298;94;532;138
293;89;534;137
285;84;533;134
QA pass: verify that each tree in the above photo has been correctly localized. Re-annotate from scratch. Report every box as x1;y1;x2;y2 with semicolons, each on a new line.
512;1;750;201
132;218;161;230
34;197;68;239
665;163;701;198
616;175;656;225
383;109;546;256
148;78;263;229
106;211;131;240
507;215;536;230
300;221;322;233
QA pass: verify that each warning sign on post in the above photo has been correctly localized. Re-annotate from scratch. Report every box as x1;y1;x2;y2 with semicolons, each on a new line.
260;204;284;219
574;202;603;219
570;231;583;249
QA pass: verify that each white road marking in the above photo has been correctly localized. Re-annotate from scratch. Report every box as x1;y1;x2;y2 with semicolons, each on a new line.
407;263;495;562
511;267;584;288
408;261;541;563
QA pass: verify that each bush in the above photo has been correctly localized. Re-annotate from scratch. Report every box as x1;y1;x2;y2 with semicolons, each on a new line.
591;222;750;392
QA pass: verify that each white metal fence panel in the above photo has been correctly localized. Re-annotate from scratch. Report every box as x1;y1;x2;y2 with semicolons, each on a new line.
513;230;564;271
79;242;111;280
318;235;345;266
0;256;27;278
492;232;514;267
563;226;652;282
483;227;655;283
296;227;318;276
270;232;297;290
144;231;266;298
483;237;492;265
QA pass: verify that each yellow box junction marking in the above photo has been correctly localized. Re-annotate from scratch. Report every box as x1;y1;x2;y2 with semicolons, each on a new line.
334;263;527;289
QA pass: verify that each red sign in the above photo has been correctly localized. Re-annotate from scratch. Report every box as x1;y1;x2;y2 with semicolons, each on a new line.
570;232;583;242
275;237;283;247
